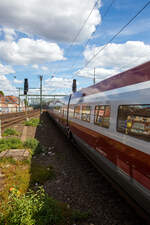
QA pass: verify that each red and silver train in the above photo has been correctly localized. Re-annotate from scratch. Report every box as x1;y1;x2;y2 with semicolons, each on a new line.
47;61;150;216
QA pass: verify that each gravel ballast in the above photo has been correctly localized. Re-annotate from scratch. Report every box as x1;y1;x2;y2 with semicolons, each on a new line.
34;112;144;225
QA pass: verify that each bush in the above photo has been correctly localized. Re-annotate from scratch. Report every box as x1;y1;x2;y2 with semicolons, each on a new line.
0;138;23;152
24;118;40;127
30;162;55;185
0;186;89;225
23;138;39;150
23;138;43;155
3;128;20;137
23;138;45;155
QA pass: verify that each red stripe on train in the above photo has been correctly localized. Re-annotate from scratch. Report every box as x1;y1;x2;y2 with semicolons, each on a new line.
70;121;150;191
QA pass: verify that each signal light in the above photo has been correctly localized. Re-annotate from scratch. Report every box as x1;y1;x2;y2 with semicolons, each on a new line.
24;78;28;95
72;79;77;93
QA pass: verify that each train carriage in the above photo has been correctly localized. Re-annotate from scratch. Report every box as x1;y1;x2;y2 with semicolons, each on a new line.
47;61;150;216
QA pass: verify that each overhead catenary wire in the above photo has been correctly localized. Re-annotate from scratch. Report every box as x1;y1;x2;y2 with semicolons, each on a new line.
66;0;99;53
83;1;150;69
51;0;99;76
71;0;116;71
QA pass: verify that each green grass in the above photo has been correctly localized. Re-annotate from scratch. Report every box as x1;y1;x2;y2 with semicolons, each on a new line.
0;134;89;224
30;162;55;185
24;118;40;127
0;157;17;165
23;138;39;153
0;159;30;206
0;186;89;225
23;138;44;155
0;137;43;154
0;137;23;152
3;128;20;137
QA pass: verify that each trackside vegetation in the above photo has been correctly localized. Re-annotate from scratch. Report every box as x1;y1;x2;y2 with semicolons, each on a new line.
2;128;20;137
24;118;40;127
0;186;89;225
0;137;23;152
0;136;89;224
0;137;40;153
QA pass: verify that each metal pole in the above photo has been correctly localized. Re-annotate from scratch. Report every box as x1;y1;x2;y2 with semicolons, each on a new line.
0;120;1;138
93;67;96;85
25;94;28;120
40;75;43;116
19;88;21;112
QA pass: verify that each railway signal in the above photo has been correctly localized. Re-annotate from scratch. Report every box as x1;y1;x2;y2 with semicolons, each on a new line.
72;79;77;93
24;78;28;120
24;78;28;95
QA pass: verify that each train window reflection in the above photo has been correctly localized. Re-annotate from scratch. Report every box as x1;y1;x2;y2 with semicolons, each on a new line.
81;105;91;122
54;106;60;114
74;105;80;119
94;105;110;128
117;105;150;142
69;105;74;118
62;106;67;117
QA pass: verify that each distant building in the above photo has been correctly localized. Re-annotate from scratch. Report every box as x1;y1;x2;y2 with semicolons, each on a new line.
0;95;25;114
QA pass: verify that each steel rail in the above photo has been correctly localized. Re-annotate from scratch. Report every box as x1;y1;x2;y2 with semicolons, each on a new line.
1;110;40;129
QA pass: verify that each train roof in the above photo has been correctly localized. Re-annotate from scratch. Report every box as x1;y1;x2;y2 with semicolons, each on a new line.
73;61;150;98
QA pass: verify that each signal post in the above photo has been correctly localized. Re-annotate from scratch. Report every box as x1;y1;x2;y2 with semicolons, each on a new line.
24;78;28;120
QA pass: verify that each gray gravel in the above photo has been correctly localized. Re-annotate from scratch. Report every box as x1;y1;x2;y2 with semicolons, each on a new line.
35;113;145;225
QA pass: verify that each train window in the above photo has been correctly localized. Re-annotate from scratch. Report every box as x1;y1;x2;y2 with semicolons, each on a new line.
117;105;150;142
60;107;64;116
81;105;91;122
74;105;80;119
69;105;74;118
94;105;110;128
62;106;67;117
54;106;60;114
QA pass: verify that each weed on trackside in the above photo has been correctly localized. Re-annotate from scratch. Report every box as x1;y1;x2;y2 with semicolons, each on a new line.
24;118;40;127
0;186;89;225
30;162;55;186
0;135;89;225
2;128;20;137
0;159;30;203
0;137;43;154
23;138;44;155
0;137;23;152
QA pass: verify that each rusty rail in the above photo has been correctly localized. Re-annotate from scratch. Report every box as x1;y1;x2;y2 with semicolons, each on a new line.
1;110;40;129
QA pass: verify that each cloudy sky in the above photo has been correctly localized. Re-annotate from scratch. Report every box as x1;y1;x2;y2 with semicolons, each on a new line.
0;0;150;96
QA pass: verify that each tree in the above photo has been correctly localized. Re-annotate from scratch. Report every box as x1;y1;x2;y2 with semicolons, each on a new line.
0;91;4;96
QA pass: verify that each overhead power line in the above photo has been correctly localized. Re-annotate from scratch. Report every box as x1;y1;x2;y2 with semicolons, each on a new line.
51;0;99;76
66;0;99;53
71;0;116;71
102;0;116;19
83;1;150;69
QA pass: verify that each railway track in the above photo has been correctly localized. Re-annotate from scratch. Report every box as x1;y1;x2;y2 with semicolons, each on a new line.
0;110;40;129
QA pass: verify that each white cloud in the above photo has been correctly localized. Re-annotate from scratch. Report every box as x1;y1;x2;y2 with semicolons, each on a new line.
0;0;101;43
84;41;150;69
0;38;65;65
78;41;150;80
0;63;15;75
0;75;17;95
41;66;48;71
3;28;16;41
13;79;23;84
76;67;120;81
0;63;17;94
45;77;73;89
32;64;39;69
